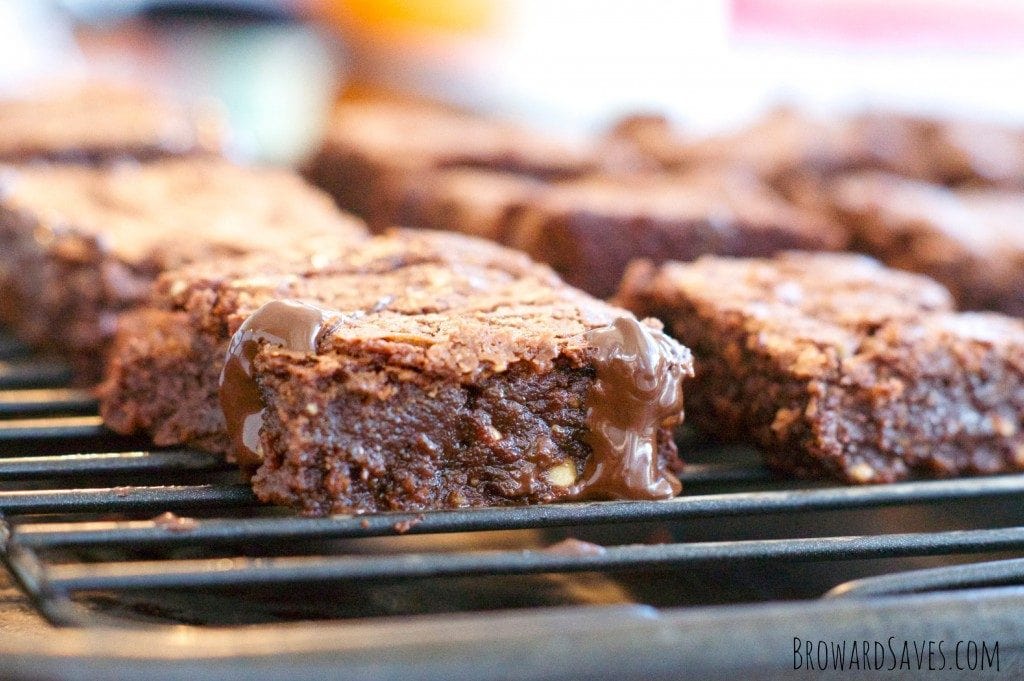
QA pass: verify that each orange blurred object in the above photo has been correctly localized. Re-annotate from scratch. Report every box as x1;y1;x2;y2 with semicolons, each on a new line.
318;0;497;38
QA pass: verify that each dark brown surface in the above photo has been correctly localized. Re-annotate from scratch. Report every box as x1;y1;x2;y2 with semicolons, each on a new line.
0;82;224;164
507;168;848;298
615;252;1024;483
0;158;366;382
829;171;1024;316
302;100;610;218
100;229;690;514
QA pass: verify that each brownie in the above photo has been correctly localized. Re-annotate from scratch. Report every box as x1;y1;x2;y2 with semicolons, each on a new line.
506;168;848;298
0;82;224;164
610;108;1024;201
608;108;866;192
99;229;692;514
614;252;1024;483
850;112;1024;189
364;167;544;240
0;158;366;381
302;100;609;218
830;171;1024;316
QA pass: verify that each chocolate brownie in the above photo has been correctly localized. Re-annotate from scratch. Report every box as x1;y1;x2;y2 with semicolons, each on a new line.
507;168;848;298
615;252;1024;483
851;112;1024;189
99;229;692;514
364;167;544;240
610;108;1024;200
608;108;866;192
0;82;224;164
0;158;366;381
830;172;1024;316
302;100;609;218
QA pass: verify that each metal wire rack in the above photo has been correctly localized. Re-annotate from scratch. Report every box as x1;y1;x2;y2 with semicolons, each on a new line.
0;336;1022;679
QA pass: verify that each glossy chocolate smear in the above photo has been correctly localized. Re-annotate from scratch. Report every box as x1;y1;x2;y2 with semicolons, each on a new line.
219;300;333;468
570;316;692;501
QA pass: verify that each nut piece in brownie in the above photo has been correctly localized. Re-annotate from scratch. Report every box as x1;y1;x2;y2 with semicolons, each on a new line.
830;171;1024;316
0;82;224;164
507;168;847;298
616;252;1024;483
99;230;692;514
302;100;611;218
0;158;366;381
364;167;544;240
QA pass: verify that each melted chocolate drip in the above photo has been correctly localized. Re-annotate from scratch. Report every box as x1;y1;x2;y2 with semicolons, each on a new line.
570;316;690;501
219;300;333;468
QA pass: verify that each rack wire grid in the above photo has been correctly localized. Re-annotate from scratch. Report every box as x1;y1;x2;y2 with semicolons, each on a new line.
0;333;1022;680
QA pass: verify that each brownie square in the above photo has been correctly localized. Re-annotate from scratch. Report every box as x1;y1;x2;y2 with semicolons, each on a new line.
830;171;1024;316
302;100;606;218
99;230;692;514
0;82;224;164
0;158;366;381
615;252;1024;483
507;168;848;298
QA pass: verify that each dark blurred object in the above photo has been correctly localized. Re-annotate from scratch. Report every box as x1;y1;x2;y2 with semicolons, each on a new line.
65;0;341;163
58;0;301;24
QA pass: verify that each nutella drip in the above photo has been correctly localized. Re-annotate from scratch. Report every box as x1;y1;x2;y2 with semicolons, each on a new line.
219;300;333;468
571;316;691;501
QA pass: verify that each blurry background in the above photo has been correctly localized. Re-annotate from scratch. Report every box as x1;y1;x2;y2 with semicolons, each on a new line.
3;0;1024;163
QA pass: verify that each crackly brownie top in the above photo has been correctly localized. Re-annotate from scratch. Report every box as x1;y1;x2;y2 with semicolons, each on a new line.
619;252;954;378
159;229;638;378
0;82;223;162
319;100;600;176
831;171;1024;255
0;158;367;266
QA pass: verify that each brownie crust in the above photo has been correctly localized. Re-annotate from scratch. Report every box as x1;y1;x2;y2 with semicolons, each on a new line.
302;100;604;218
0;158;366;381
100;230;691;514
0;82;224;164
508;169;847;298
613;253;1024;483
830;171;1024;316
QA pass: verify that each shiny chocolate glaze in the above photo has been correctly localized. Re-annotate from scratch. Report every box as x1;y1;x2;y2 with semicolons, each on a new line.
219;300;334;468
570;316;690;501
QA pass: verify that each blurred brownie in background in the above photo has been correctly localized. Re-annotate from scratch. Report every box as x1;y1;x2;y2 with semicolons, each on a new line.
506;168;847;298
302;100;627;218
0;82;226;164
610;107;1024;199
608;108;868;198
617;252;1024;484
365;167;544;240
851;113;1024;189
0;158;366;382
830;171;1024;316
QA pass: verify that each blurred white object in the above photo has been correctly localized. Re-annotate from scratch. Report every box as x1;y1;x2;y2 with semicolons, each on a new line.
0;1;82;94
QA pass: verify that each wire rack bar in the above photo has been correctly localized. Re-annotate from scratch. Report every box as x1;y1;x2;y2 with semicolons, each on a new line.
42;526;1024;592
